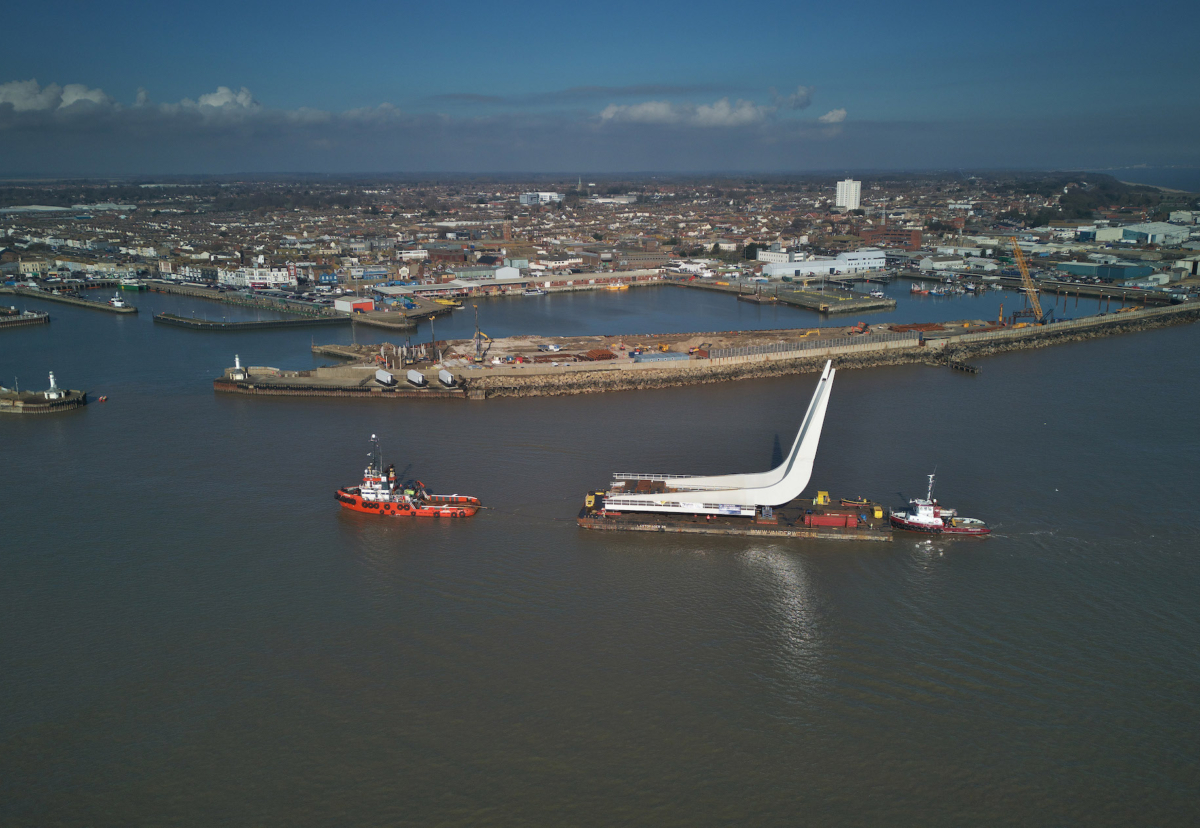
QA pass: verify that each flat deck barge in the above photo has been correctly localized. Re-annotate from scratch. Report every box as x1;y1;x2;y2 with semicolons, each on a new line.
578;500;893;542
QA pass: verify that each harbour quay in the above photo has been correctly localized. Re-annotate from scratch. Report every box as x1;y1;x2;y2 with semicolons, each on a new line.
672;276;897;314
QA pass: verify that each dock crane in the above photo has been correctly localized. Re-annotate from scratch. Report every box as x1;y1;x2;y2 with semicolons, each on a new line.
1009;236;1048;324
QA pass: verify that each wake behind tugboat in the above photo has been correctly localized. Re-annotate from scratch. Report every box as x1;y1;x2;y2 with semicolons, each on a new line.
889;474;990;536
335;435;480;518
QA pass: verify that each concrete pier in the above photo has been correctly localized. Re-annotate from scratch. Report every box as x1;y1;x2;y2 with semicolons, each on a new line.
672;278;897;314
1;287;136;313
0;309;50;329
154;313;350;331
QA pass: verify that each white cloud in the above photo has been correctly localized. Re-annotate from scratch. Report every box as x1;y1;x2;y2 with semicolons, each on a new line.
342;103;403;123
600;100;681;124
195;86;257;109
818;108;847;124
772;85;813;110
600;97;772;128
693;98;770;127
0;79;111;111
59;83;113;108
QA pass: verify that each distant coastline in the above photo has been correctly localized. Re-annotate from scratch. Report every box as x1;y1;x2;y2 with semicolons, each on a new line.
1098;167;1200;193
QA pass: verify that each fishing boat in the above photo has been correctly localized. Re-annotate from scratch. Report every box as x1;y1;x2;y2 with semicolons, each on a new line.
869;290;886;299
334;435;480;518
108;293;127;308
910;283;929;295
840;496;872;508
889;474;990;536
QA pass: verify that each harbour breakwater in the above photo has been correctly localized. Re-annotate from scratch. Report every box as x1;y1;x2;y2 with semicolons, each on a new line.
155;312;350;331
462;303;1200;399
0;287;137;313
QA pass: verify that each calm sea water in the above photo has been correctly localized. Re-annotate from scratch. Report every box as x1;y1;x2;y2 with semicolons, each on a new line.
3;287;1198;826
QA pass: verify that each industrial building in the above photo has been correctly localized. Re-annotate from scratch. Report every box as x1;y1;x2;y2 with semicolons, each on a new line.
580;248;670;270
835;179;861;211
1120;222;1191;246
519;192;564;206
858;226;922;250
762;248;884;278
1056;262;1154;281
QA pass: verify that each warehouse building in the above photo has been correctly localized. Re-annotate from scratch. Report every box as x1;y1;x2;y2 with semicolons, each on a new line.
762;248;884;278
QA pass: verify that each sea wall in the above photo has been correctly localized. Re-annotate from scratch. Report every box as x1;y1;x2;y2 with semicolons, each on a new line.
464;303;1200;399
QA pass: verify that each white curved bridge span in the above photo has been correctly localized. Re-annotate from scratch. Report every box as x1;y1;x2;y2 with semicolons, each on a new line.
604;361;835;517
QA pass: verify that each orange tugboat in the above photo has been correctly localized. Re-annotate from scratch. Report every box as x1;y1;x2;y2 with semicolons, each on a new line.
335;435;480;518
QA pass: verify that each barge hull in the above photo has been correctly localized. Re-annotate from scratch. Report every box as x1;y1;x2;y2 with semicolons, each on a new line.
577;515;891;542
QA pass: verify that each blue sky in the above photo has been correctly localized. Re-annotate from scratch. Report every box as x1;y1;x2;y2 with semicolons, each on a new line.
1;0;1197;174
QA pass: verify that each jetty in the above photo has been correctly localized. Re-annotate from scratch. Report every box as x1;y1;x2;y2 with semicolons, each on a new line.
0;308;50;329
154;313;350;331
0;287;136;314
673;277;897;314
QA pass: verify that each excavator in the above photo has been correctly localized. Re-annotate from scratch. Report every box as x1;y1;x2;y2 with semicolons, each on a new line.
1009;237;1052;326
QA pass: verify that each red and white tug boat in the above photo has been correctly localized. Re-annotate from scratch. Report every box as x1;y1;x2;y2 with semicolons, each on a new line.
890;474;990;536
335;435;480;519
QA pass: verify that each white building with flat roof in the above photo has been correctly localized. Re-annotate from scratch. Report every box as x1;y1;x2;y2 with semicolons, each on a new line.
835;179;861;211
519;192;563;206
762;248;884;278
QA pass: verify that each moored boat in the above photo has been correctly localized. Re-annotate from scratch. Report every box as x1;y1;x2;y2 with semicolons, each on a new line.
335;435;480;518
108;293;127;308
889;474;989;536
910;283;929;295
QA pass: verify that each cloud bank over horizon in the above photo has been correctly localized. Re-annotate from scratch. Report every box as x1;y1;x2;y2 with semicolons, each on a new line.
0;77;1196;176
